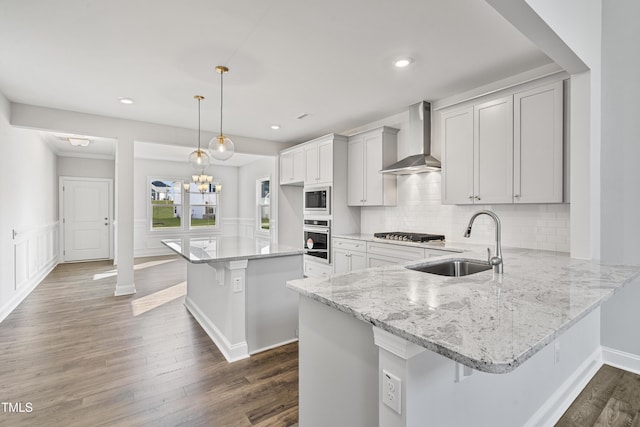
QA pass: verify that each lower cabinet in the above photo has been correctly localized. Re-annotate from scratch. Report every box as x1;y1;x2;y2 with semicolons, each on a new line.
366;241;427;268
334;237;459;271
334;238;367;274
304;258;333;278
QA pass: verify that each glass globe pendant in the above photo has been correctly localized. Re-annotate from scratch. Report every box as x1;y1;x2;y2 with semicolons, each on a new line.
209;66;235;161
189;95;211;170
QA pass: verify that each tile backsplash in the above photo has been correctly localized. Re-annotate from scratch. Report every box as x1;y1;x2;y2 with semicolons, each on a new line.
360;173;570;252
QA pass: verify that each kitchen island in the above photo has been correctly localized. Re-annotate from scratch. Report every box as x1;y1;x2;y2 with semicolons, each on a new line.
287;247;640;427
163;237;303;362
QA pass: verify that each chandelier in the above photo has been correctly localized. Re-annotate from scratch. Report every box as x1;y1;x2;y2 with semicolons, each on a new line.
208;66;235;161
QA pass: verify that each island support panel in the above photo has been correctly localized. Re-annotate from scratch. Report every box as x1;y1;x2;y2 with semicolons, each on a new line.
184;253;302;362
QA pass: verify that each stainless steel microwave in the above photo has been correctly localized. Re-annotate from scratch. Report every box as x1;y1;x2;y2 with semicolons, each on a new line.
304;186;330;215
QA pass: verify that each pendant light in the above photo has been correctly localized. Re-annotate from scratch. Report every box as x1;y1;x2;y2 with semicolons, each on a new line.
188;95;211;170
208;66;235;161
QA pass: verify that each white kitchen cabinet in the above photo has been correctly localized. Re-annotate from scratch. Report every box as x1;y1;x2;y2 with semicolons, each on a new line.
514;81;564;203
474;96;514;204
333;238;367;273
280;147;304;185
442;80;563;205
305;139;333;185
347;126;398;206
304;258;332;278
441;106;474;204
366;241;426;268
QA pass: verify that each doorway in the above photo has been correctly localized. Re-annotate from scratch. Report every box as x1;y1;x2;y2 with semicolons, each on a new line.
59;177;113;262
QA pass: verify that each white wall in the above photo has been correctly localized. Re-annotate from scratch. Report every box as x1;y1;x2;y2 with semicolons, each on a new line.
599;0;640;354
57;157;115;180
0;91;59;322
133;157;239;257
238;157;277;239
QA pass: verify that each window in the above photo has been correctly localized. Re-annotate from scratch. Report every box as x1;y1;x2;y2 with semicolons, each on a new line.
257;177;270;232
188;182;220;229
151;179;183;229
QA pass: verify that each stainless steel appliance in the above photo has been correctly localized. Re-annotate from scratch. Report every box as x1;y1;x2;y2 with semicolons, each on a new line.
304;186;330;216
380;101;441;174
304;219;330;263
373;231;445;242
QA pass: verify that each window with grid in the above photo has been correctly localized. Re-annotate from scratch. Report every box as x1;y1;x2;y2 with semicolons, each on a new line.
150;179;183;229
257;178;270;232
188;182;220;229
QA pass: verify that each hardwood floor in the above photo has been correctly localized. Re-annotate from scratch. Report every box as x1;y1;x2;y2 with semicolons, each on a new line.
0;256;298;427
556;364;640;427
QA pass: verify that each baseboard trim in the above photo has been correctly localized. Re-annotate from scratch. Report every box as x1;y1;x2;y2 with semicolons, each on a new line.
114;282;136;296
524;347;602;427
602;346;640;375
249;338;299;355
184;296;249;363
0;260;57;323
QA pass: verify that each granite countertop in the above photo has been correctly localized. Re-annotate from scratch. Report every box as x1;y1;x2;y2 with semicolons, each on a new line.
287;248;640;374
162;236;303;263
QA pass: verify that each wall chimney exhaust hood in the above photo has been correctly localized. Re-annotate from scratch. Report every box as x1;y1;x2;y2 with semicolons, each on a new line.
380;101;441;175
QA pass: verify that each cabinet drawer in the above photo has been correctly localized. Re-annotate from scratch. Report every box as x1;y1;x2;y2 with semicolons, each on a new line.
304;259;332;278
333;238;366;253
424;248;460;258
366;242;425;260
366;253;413;268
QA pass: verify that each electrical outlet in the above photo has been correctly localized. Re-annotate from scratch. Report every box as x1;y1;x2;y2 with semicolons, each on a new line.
232;277;243;293
382;370;401;414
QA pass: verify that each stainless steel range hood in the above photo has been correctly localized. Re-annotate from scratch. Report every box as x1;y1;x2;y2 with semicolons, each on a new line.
380;101;441;174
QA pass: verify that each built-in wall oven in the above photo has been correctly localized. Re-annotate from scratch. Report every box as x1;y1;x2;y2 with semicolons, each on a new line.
304;186;330;216
303;219;330;264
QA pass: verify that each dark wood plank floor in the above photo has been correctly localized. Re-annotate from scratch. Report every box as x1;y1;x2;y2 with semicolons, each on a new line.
0;256;298;427
556;364;640;427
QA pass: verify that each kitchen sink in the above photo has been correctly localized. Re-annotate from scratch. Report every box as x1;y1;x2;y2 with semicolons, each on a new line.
406;258;492;277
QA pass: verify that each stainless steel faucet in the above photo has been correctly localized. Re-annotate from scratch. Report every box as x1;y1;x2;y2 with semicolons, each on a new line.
464;210;503;274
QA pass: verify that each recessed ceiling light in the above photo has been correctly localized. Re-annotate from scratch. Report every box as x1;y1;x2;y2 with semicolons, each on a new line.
271;124;281;130
118;97;135;105
393;57;413;68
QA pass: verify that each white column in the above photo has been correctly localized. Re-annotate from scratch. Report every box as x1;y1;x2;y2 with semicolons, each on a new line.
114;135;136;296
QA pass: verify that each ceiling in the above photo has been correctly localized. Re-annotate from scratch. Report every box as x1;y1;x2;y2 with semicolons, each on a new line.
0;0;552;147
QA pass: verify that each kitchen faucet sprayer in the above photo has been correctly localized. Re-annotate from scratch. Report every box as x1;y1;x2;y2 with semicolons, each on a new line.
463;210;503;274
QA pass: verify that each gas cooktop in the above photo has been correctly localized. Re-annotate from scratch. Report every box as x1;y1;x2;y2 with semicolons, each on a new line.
373;232;445;243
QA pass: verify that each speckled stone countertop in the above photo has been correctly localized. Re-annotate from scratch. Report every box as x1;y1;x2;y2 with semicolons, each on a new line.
162;237;303;263
287;248;640;373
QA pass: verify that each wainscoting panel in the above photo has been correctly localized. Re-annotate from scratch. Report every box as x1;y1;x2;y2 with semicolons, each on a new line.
1;222;59;323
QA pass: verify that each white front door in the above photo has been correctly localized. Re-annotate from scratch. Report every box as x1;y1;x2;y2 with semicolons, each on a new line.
62;178;111;262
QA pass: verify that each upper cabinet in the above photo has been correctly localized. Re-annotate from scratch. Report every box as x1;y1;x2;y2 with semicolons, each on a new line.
514;81;564;203
474;96;514;204
441;107;474;204
347;126;398;206
441;80;564;205
280;146;304;185
305;138;333;185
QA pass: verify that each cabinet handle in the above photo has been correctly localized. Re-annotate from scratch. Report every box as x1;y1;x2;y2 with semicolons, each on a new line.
468;195;474;200
475;196;481;201
514;194;521;198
